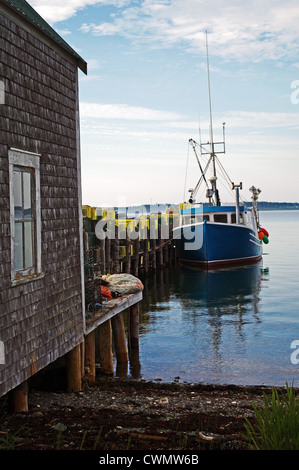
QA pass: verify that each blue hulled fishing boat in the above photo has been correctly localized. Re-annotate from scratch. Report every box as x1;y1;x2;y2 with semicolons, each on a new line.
173;191;265;269
173;36;269;269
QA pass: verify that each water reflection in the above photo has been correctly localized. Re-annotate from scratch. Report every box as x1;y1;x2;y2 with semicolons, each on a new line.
177;263;262;305
178;263;264;373
141;261;264;325
138;261;268;384
135;211;299;385
178;263;263;334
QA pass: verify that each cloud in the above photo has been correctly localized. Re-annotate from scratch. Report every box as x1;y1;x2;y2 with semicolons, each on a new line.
218;111;299;130
81;22;122;36
27;0;130;24
80;102;183;120
78;0;299;62
79;105;299;158
27;0;299;61
81;105;298;129
56;28;72;36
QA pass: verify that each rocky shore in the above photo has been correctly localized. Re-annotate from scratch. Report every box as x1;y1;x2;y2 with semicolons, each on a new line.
0;376;276;451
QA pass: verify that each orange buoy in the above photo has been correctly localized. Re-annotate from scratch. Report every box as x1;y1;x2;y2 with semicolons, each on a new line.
101;285;113;300
258;231;265;239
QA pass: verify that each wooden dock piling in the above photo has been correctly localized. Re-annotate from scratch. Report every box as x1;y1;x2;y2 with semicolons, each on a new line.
111;312;129;365
98;320;114;375
85;331;96;385
128;304;139;353
66;344;82;392
9;380;29;412
83;291;142;383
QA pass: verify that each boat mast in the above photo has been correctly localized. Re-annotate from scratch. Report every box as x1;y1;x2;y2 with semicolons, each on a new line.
206;33;214;162
205;32;220;206
187;33;225;206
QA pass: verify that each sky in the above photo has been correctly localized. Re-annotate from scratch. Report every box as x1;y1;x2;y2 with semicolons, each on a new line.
27;0;299;207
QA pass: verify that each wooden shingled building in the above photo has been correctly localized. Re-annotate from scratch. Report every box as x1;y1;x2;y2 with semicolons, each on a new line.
0;0;88;403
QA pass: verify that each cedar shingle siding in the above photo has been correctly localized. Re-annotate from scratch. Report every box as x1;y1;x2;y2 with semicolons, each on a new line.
0;1;86;397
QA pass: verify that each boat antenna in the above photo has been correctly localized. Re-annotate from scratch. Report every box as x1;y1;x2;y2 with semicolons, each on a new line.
205;31;220;206
249;186;262;227
206;31;214;156
183;141;190;201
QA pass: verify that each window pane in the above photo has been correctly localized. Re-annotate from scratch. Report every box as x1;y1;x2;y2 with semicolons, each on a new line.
214;214;227;223
24;221;34;268
23;172;32;219
14;222;23;271
10;150;41;281
13;170;22;219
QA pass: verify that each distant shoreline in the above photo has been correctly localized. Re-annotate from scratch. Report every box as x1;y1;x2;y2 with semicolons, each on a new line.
247;202;299;211
259;208;299;211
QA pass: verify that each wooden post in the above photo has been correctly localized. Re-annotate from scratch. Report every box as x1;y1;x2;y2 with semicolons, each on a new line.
151;238;156;270
158;218;163;268
133;234;140;277
105;236;111;274
113;225;120;274
100;239;106;275
81;341;85;378
111;313;128;364
10;380;28;412
98;320;114;375
143;230;149;273
164;241;169;265
66;344;82;392
85;331;96;385
150;216;157;271
125;234;131;274
128;303;140;352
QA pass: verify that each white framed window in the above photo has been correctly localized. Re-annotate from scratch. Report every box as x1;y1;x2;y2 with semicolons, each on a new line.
9;148;43;285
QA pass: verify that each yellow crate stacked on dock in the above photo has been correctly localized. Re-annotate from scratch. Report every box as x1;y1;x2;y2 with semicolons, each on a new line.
102;209;116;220
119;246;126;258
179;202;192;210
82;206;102;220
91;207;97;220
82;205;92;218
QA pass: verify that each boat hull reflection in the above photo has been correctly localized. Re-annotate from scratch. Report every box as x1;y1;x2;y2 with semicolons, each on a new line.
175;261;263;308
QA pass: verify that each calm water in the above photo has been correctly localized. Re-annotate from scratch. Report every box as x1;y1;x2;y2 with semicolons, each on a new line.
136;211;299;387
